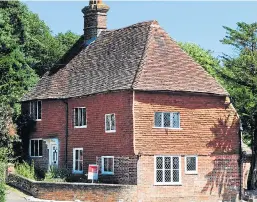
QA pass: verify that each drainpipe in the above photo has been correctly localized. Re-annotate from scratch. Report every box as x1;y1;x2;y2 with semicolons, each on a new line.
62;99;69;169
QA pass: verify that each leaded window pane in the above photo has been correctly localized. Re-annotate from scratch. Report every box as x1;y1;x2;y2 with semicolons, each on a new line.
165;157;171;169
172;112;180;128
82;108;86;126
173;157;179;169
111;114;115;131
154;112;162;127
75;108;78;126
173;170;180;182
156;157;163;169
156;170;163;182
187;157;196;171
163;113;171;127
106;115;111;131
165;170;171;182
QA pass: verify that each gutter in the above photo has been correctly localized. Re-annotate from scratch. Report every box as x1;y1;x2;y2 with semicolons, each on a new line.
238;119;243;200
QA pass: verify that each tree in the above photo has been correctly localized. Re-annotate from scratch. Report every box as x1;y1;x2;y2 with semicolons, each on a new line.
219;22;257;189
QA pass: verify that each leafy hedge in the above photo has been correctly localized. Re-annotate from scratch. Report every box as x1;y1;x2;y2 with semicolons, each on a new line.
0;163;6;202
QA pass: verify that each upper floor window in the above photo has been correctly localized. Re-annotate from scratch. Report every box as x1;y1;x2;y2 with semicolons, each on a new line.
30;101;42;121
74;107;87;128
101;156;114;175
155;156;181;185
105;114;116;133
154;112;180;128
185;156;198;174
30;139;43;157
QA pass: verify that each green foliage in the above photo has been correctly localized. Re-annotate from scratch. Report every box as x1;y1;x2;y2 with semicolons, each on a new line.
219;22;257;142
44;166;69;182
0;163;6;202
15;161;35;180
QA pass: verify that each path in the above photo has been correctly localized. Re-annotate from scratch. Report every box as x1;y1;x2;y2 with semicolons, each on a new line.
6;185;29;202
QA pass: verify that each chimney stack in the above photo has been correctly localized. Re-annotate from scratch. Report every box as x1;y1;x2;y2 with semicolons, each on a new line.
82;0;110;42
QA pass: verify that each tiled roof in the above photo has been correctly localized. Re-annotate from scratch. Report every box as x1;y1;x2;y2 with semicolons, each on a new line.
22;21;227;101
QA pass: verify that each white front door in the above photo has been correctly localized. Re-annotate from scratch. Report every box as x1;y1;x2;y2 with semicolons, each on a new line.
50;144;58;167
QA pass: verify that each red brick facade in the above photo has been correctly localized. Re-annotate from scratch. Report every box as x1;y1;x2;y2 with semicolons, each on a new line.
22;90;240;201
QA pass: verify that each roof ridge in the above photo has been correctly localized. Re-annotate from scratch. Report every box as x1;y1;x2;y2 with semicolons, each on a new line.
131;21;156;89
107;20;157;32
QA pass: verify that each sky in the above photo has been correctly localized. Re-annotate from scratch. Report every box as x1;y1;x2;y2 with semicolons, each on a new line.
24;1;257;57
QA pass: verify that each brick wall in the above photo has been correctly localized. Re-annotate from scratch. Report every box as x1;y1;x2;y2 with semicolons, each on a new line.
96;156;137;185
22;91;135;180
134;91;240;201
7;174;137;202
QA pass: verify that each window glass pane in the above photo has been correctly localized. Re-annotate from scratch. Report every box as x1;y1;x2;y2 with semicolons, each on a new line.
104;158;108;171
163;113;171;127
187;157;196;171
37;101;41;119
75;161;78;170
39;140;43;156
173;170;180;182
165;170;171;182
172;112;180;128
156;170;163;182
106;115;110;131
173;157;179;169
156;157;163;169
82;108;86;126
75;150;78;160
154;112;162;127
35;140;39;156
165;157;171;169
79;161;83;171
78;108;82;126
74;108;78;126
31;140;35;156
109;158;113;172
111;114;115;131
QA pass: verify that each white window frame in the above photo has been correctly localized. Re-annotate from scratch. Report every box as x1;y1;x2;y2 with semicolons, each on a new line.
154;112;180;129
74;107;87;128
185;155;198;175
154;155;181;185
29;138;43;157
29;101;42;121
101;156;114;175
105;114;116;133
73;148;83;174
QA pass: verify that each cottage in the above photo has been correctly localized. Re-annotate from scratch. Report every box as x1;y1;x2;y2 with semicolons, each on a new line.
21;1;240;201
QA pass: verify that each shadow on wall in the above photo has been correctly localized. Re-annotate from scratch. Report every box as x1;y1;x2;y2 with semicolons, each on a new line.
201;114;240;201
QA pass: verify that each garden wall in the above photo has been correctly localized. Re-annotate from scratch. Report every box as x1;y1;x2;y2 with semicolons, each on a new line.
7;174;137;202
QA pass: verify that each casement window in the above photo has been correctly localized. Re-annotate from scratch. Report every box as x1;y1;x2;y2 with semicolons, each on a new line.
155;156;181;185
154;112;180;128
74;107;87;128
101;156;114;175
30;139;43;157
105;114;116;132
30;101;42;121
73;148;83;174
185;156;198;174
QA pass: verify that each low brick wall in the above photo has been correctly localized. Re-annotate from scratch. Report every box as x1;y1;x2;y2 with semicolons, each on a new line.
7;174;137;201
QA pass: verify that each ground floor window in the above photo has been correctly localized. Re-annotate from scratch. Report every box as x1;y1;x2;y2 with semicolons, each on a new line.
185;155;198;174
30;139;43;157
101;156;114;175
73;148;83;173
155;156;181;185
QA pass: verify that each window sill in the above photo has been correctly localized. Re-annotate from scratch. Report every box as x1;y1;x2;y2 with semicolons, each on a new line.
185;172;198;175
72;171;83;174
74;126;87;129
30;156;43;158
35;119;42;121
101;172;114;175
105;130;116;133
153;127;183;130
154;183;182;186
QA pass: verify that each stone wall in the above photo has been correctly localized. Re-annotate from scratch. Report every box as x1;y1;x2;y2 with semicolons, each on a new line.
7;174;137;202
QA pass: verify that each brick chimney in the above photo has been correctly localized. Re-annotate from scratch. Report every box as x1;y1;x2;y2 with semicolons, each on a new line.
82;0;110;42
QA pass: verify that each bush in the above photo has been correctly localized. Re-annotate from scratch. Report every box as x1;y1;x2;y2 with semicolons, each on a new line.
15;161;35;180
44;166;69;182
0;163;6;202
